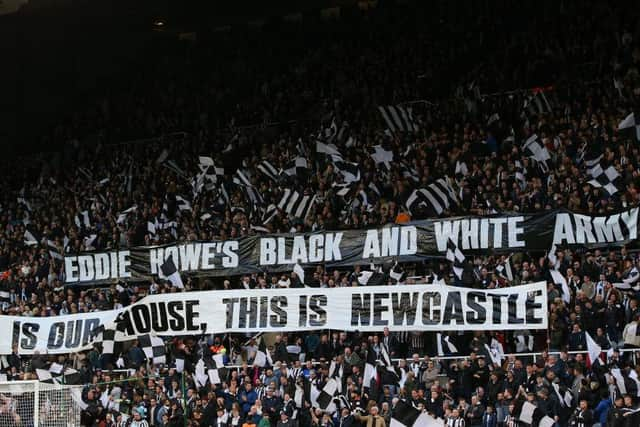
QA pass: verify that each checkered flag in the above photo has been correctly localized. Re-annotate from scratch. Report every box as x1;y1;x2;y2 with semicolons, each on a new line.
139;335;166;365
99;327;117;355
391;399;439;427
282;156;309;177
587;163;622;195
445;238;465;279
316;378;339;412
206;353;228;385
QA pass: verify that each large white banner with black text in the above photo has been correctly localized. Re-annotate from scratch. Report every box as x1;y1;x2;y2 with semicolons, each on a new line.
0;282;548;355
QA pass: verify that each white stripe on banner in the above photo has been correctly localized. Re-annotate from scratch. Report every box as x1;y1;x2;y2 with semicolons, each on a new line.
0;282;548;356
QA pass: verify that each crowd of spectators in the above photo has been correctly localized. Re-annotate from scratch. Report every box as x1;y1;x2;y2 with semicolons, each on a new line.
1;0;640;426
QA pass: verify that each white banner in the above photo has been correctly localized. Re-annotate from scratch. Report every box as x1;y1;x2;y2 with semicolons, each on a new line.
0;282;548;355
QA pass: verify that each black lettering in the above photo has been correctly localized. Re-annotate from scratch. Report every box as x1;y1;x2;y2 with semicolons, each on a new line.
490;294;508;324
116;311;135;336
466;292;487;324
48;322;65;349
526;290;543;324
150;302;169;332
442;292;464;325
12;321;20;351
239;297;258;329
131;305;151;333
167;301;185;331
270;296;287;327
508;294;524;324
185;301;200;331
20;323;38;350
64;320;83;348
223;298;239;329
309;295;327;327
373;293;390;326
392;292;418;326
422;292;441;325
299;295;308;327
259;296;269;328
82;319;101;346
351;294;371;326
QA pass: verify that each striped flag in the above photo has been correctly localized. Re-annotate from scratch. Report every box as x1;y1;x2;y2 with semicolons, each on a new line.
445;238;465;279
378;105;419;133
257;160;279;182
405;178;457;217
278;189;316;220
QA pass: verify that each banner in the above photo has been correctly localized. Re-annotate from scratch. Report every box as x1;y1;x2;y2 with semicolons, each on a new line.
1;282;547;355
63;207;639;285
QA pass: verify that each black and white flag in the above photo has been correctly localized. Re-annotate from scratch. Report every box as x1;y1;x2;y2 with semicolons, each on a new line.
207;353;227;385
369;145;394;170
233;170;264;207
436;333;459;356
405;179;457;217
514;160;527;189
587;163;622;195
357;268;385;286
390;399;437;427
278;189;316;220
74;210;91;229
24;227;41;246
524;91;553;115
389;262;406;284
282;157;309;177
175;196;192;212
332;157;361;184
139;335;166;365
116;206;137;224
378;105;419;133
257;160;279;182
445;238;465;279
522;134;550;172
254;336;273;368
317;378;339;412
160;256;184;289
619;112;640;141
